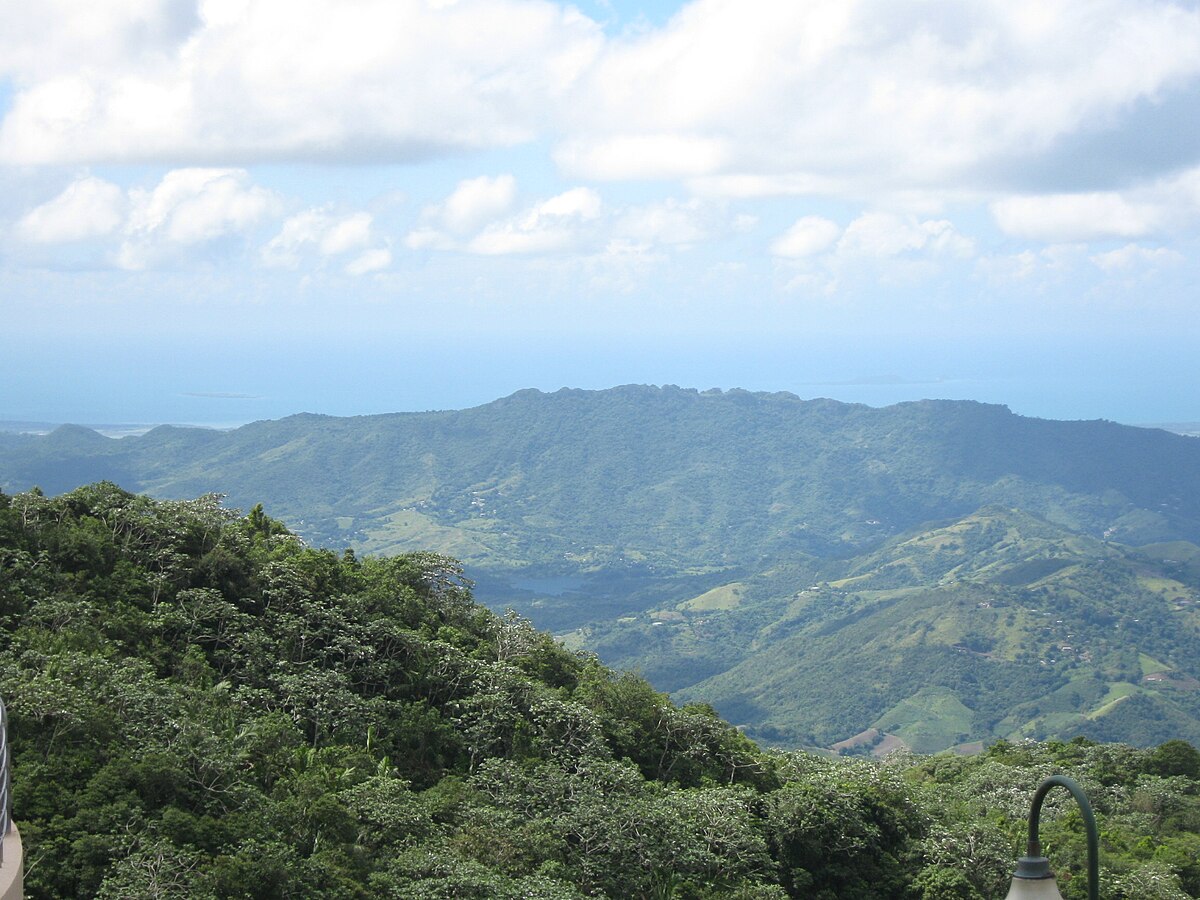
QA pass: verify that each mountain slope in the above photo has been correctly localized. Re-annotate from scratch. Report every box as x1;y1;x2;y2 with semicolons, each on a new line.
4;387;1200;752
2;386;1198;580
5;485;1200;898
0;483;781;898
582;508;1200;752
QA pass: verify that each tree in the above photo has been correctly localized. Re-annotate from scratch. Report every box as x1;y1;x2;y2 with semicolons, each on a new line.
1147;740;1200;780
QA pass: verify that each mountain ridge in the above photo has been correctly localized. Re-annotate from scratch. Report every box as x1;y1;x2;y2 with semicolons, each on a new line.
1;386;1196;567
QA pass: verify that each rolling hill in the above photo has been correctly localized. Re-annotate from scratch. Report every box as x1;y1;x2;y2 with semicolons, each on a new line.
584;508;1200;752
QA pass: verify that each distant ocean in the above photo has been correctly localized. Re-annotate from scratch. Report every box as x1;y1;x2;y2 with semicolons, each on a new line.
4;332;1197;429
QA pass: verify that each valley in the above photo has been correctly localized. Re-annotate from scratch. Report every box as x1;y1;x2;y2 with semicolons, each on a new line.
3;385;1199;754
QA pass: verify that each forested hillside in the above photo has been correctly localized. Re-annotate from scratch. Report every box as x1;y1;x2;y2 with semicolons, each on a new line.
2;483;766;898
4;484;1200;899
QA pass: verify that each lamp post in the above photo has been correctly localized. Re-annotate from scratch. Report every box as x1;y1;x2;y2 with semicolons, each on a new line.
1005;774;1099;900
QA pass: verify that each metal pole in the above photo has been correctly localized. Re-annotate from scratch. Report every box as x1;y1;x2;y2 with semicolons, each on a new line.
1023;775;1099;900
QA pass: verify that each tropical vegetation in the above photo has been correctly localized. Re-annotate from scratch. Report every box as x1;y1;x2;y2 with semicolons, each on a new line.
2;484;1199;898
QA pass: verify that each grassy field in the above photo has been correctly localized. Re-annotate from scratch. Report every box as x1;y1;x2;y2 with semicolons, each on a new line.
872;686;975;754
1141;653;1173;676
679;582;746;611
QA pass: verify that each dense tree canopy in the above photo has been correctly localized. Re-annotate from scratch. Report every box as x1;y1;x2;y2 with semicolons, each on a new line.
1;484;1199;898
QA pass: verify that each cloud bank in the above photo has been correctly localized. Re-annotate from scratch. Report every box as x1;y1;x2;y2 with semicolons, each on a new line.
2;0;1198;289
0;0;602;164
3;0;1198;205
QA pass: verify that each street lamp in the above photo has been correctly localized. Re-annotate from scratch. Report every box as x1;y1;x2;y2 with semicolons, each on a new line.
1005;774;1099;900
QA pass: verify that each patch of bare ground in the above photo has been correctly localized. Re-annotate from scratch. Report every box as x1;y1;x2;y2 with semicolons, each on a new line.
872;733;910;758
832;728;880;752
1144;672;1200;690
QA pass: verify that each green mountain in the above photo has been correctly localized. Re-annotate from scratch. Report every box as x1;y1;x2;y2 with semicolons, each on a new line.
3;386;1200;753
4;484;1200;899
2;386;1198;576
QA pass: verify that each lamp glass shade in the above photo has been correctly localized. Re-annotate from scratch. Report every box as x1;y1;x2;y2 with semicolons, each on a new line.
1004;876;1065;899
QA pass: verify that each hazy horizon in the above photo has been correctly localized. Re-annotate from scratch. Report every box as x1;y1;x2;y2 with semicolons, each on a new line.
4;332;1199;432
4;1;1200;433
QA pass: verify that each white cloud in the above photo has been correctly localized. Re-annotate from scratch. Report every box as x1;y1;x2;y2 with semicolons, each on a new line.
991;192;1161;241
988;162;1200;243
319;212;373;255
537;187;602;219
263;208;382;269
16;175;125;243
10;167;279;268
118;168;277;269
774;210;975;294
405;174;517;249
468;187;602;255
261;210;327;265
5;0;1196;211
770;216;841;258
126;168;275;243
0;0;602;164
200;0;251;29
837;213;974;259
554;134;731;180
438;175;518;234
407;180;750;257
345;247;393;275
0;1;197;81
687;173;842;200
1177;166;1200;208
974;244;1088;284
559;0;1200;197
976;240;1185;288
1091;243;1184;272
405;178;605;256
614;197;712;247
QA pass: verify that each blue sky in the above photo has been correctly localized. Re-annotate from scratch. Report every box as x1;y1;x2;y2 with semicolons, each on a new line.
2;0;1200;426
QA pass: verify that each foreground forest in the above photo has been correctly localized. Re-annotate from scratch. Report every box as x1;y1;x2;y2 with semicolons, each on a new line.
2;484;1200;898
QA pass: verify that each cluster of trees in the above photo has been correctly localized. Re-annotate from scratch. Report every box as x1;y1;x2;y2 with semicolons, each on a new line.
2;483;1200;898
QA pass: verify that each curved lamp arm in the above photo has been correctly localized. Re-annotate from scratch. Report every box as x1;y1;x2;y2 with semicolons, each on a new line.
1009;774;1099;900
